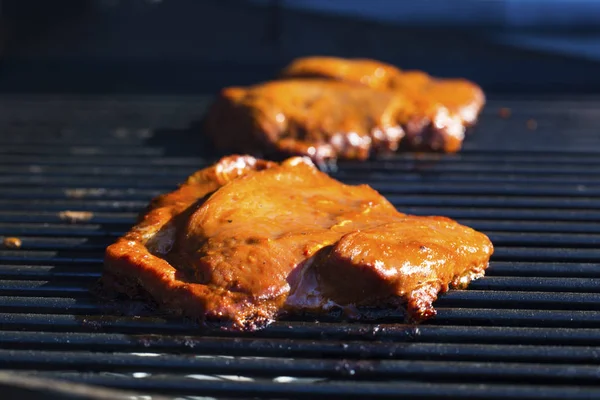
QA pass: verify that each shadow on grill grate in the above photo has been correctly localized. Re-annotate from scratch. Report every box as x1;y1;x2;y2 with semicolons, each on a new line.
1;96;600;399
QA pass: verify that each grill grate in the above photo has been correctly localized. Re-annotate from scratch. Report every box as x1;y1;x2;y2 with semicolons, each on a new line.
1;95;600;399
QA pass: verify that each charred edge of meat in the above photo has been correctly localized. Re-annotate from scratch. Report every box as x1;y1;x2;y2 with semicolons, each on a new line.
98;271;269;331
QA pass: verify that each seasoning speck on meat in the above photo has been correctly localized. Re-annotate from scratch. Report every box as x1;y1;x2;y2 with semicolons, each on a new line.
102;155;493;331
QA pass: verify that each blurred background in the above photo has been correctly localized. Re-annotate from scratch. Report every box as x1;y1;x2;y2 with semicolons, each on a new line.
0;0;599;94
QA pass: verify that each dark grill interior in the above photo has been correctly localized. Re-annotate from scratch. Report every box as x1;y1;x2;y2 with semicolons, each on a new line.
1;95;600;399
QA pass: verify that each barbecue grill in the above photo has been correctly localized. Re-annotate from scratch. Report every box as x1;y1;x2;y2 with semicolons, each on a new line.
1;0;600;397
1;94;600;399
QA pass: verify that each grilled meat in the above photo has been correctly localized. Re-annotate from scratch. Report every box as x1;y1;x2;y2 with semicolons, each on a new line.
204;79;466;163
103;155;493;330
281;56;485;127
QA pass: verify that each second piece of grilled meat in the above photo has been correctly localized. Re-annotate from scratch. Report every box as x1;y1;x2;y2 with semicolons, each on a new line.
281;56;485;127
205;79;466;163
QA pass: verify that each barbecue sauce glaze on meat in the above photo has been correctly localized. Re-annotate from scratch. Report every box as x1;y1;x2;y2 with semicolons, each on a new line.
204;57;485;163
103;155;493;330
280;56;485;127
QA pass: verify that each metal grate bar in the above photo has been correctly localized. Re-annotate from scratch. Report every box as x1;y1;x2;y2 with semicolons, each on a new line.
19;372;600;400
2;331;600;364
5;350;600;385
